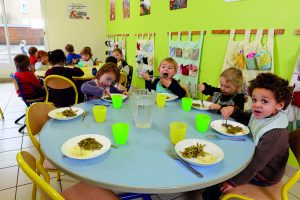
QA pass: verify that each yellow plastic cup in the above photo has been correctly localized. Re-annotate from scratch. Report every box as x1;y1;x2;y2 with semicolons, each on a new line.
170;122;187;144
111;94;123;109
93;105;107;122
112;123;129;144
181;97;193;111
156;93;167;108
195;114;211;132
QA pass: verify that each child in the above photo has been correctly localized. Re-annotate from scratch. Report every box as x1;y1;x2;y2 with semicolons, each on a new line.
33;50;49;72
19;40;28;55
79;46;94;66
141;57;186;98
81;62;126;99
65;44;81;65
198;67;245;111
28;46;38;66
45;49;84;107
202;73;293;200
13;54;45;99
112;48;132;91
105;56;117;64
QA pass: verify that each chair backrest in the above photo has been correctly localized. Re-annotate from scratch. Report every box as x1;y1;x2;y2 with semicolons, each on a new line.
44;75;78;105
16;151;64;200
10;73;31;107
125;65;133;91
119;72;128;88
179;83;190;97
26;102;56;163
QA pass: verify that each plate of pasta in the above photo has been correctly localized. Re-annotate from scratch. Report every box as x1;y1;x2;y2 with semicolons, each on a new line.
175;139;224;166
48;107;84;120
61;134;111;159
210;120;250;136
192;100;213;110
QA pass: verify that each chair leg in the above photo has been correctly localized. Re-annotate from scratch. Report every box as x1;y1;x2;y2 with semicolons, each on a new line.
0;107;4;119
18;124;26;133
15;114;25;124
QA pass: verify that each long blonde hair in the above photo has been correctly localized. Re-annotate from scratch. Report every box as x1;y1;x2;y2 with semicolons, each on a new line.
221;67;244;93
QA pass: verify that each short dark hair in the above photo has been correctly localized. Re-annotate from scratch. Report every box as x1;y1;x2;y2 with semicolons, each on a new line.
95;62;120;83
248;73;293;109
14;54;30;71
105;56;117;64
48;49;66;65
28;47;38;56
65;44;74;53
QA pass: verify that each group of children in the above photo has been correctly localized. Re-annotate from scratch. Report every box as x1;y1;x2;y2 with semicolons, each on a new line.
13;42;294;199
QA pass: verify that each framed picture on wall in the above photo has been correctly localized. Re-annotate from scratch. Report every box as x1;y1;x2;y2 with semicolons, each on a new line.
67;2;90;19
140;0;150;16
123;0;130;19
110;0;116;20
170;0;187;10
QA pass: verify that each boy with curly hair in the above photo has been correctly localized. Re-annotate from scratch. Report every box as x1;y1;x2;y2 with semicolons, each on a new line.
203;73;293;199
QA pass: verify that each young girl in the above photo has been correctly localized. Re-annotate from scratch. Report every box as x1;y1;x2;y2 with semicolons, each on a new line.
141;57;186;98
79;46;94;66
13;54;45;99
198;67;245;111
33;50;49;72
65;44;81;65
81;62;126;99
202;73;293;200
45;49;84;107
112;48;132;91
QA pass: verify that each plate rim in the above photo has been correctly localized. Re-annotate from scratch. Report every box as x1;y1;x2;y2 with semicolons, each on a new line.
157;92;178;101
101;94;127;102
210;119;250;136
175;138;224;166
192;100;212;110
48;107;84;120
61;134;111;160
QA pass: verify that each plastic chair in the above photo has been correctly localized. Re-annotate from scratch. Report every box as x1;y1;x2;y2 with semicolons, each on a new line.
44;75;78;106
221;129;300;200
10;73;45;133
16;151;120;200
179;83;190;97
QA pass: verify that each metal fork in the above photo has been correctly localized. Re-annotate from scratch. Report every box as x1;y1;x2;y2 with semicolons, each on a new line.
201;93;205;107
167;150;204;178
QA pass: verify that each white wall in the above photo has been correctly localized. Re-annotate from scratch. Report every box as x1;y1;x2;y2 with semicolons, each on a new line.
43;0;107;61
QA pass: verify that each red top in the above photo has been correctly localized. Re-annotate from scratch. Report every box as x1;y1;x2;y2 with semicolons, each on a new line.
29;55;38;65
14;70;43;98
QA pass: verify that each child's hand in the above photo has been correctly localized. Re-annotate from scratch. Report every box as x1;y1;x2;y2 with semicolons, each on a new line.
209;103;221;110
220;106;235;120
160;77;172;88
122;91;128;97
141;72;151;81
198;83;205;92
220;181;233;193
104;87;110;96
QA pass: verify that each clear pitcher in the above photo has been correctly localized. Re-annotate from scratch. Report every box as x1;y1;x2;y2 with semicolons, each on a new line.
131;89;156;128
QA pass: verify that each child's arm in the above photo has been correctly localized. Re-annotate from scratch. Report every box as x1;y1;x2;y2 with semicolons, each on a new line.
233;93;245;111
166;79;186;98
142;73;156;91
201;82;220;96
81;80;105;97
71;67;84;77
221;106;251;125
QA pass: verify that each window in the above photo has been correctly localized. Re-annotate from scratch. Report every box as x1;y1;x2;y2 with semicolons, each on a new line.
20;0;28;14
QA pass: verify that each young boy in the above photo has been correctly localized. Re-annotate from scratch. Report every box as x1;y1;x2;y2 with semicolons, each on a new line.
28;46;38;66
13;54;45;99
65;44;81;65
141;57;186;98
202;73;293;199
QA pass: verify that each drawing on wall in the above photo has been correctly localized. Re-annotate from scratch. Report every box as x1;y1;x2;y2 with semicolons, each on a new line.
67;2;89;19
140;0;150;16
110;0;116;21
123;0;130;19
170;0;187;10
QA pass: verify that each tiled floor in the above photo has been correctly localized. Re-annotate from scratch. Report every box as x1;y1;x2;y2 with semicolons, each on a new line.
0;82;299;200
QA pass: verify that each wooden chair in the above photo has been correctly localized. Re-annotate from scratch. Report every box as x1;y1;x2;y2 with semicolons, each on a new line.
17;151;120;200
221;129;300;200
10;73;45;133
44;75;78;106
0;107;4;119
120;72;128;89
179;83;190;97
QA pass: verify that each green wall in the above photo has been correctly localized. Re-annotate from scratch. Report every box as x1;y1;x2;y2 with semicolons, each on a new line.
106;0;300;89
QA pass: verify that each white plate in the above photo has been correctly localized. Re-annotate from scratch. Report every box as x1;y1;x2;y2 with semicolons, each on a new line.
192;100;213;110
158;93;178;101
101;94;127;103
48;107;84;120
175;139;224;166
211;119;250;136
61;134;111;160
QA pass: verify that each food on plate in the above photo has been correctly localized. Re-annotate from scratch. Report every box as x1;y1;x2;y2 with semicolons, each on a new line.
103;96;112;101
55;108;77;118
192;102;205;108
78;137;103;151
221;123;244;134
180;143;217;164
70;146;91;157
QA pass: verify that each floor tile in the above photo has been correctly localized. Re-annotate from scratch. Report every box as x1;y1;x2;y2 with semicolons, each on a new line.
21;136;35;149
2;111;25;121
0;119;23;129
0;127;22;140
61;174;79;191
0;166;18;190
0;150;18;168
0;187;16;200
17;168;32;186
0;137;22;152
15;184;32;200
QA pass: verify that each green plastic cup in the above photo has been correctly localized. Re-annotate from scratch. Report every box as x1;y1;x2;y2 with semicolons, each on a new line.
112;94;123;109
112;123;129;144
195;114;211;132
170;122;187;144
93;105;107;122
156;93;167;108
181;97;193;111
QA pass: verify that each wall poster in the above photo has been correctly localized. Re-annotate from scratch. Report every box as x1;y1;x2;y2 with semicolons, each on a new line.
123;0;130;19
110;0;116;20
140;0;150;16
67;2;89;19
